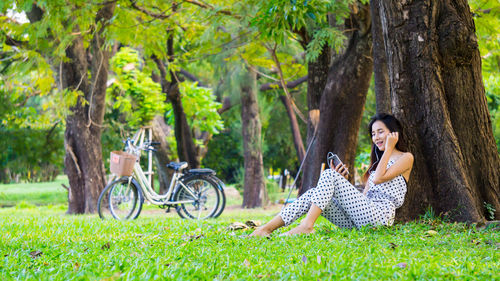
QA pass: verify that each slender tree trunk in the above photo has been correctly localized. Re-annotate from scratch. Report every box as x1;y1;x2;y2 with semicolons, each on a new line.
279;95;305;163
240;68;268;208
379;0;500;221
151;115;174;194
153;50;199;168
300;5;373;195
301;46;330;192
168;82;200;168
63;3;115;213
370;0;391;114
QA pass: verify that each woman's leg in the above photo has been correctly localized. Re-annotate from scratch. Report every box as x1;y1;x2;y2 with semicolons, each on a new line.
282;203;322;235
312;169;388;228
283;169;355;235
250;188;316;237
320;199;355;228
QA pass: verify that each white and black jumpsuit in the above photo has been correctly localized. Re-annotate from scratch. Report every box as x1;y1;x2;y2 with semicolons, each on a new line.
280;159;407;228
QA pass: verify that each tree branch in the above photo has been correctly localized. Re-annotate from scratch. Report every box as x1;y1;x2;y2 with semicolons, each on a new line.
182;0;241;19
218;96;236;114
219;75;307;114
14;90;41;107
259;76;308;91
2;33;27;48
130;1;173;19
178;68;209;87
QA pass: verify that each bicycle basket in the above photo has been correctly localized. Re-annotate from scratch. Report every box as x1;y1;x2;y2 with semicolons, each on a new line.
110;151;137;176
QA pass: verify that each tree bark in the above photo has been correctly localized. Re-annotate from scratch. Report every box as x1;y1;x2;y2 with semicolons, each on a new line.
370;0;391;114
63;3;116;213
300;5;373;195
379;0;500;221
240;68;268;208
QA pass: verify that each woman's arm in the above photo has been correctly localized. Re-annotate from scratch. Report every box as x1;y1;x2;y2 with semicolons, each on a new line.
362;184;369;195
372;153;413;184
372;132;414;184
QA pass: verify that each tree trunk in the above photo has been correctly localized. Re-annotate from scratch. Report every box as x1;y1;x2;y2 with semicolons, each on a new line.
168;82;200;168
301;46;330;192
153;54;200;168
300;5;373;195
279;95;305;163
370;0;391;114
240;68;268;208
151;115;174;194
63;3;115;213
379;0;500;221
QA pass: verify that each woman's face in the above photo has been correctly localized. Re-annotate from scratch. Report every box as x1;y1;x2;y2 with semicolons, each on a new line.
371;120;391;151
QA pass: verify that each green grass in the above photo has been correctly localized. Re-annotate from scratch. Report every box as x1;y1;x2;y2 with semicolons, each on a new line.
0;204;498;280
0;176;290;209
0;176;68;206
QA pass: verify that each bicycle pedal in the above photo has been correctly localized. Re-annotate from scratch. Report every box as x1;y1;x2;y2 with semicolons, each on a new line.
165;206;171;213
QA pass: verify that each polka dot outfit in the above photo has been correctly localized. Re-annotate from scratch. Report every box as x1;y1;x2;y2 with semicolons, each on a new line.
280;159;407;228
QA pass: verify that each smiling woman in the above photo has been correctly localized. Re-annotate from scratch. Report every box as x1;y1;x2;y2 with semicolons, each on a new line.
251;113;414;237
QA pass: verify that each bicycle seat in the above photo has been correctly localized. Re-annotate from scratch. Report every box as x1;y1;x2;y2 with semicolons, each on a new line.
166;162;188;171
188;168;216;176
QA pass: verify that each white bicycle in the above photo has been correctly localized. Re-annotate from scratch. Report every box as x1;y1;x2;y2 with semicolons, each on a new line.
97;137;226;220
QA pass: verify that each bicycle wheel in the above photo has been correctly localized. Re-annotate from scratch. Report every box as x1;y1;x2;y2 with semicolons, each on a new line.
174;175;220;219
108;177;143;220
210;176;226;218
98;181;115;220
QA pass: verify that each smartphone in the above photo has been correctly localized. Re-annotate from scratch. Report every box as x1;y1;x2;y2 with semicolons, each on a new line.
327;153;349;174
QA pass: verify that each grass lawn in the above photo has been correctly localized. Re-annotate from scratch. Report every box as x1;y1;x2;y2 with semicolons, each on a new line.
0;176;69;207
0;202;498;280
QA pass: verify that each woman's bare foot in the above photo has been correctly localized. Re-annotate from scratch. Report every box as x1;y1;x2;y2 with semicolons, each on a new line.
249;227;272;237
248;215;285;237
281;224;315;236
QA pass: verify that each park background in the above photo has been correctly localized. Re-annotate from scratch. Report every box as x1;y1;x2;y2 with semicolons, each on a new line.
0;0;499;279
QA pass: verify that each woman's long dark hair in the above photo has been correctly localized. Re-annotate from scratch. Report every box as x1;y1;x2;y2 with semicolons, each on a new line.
363;113;408;183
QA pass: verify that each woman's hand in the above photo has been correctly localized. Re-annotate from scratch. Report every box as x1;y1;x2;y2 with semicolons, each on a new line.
331;161;349;179
385;132;399;151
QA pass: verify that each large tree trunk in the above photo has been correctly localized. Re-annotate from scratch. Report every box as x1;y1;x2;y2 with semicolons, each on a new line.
63;3;115;213
241;68;268;208
370;0;391;114
379;0;500;221
300;5;373;195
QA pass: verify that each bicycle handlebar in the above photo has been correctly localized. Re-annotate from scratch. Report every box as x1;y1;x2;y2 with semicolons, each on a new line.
124;139;158;154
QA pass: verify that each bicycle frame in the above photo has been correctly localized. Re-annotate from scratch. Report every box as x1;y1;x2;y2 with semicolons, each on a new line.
130;162;197;206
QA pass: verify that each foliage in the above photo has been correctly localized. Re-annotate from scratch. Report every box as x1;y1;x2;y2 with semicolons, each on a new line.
202;107;243;183
0;206;498;280
166;81;224;136
0;126;64;184
483;202;496;221
0;32;62;129
261;88;306;175
470;0;500;152
107;47;165;128
250;0;359;61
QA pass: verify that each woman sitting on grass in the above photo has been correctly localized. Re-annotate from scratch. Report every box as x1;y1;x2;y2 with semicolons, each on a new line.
251;113;414;236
